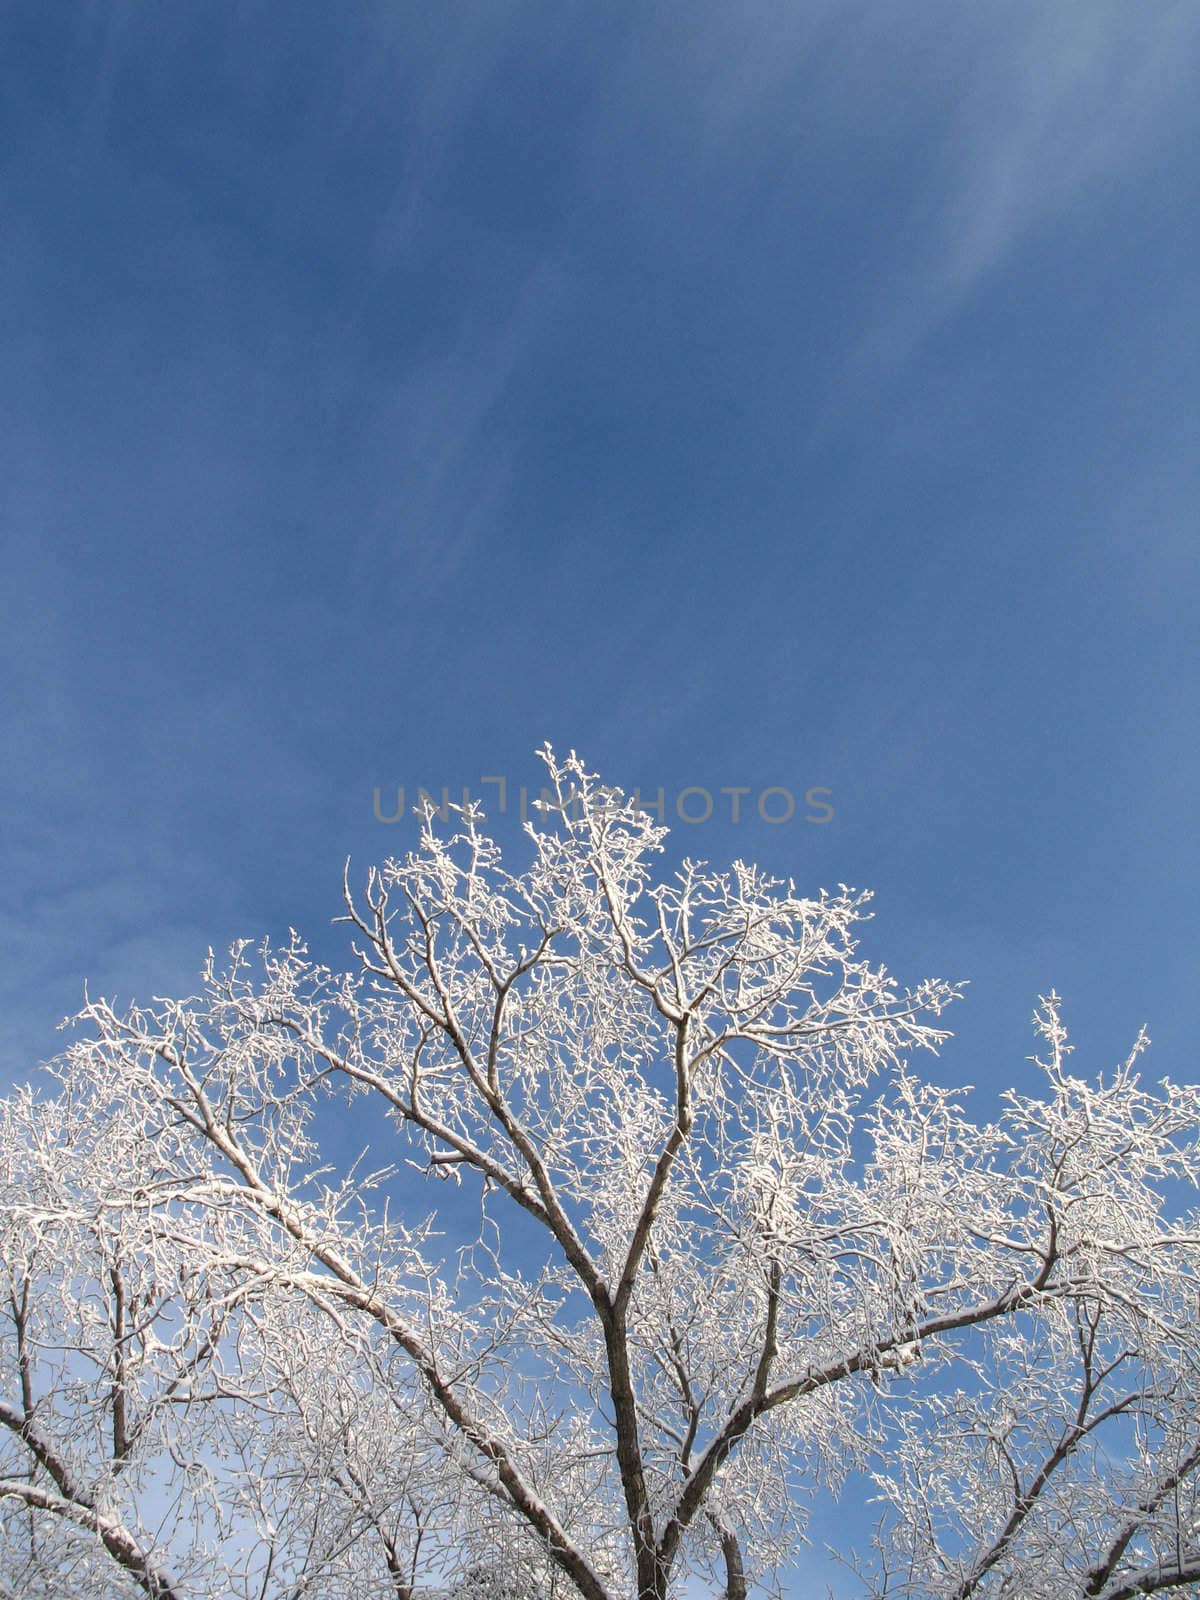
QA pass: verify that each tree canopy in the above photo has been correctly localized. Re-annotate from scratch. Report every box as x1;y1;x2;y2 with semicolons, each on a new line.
3;749;1198;1600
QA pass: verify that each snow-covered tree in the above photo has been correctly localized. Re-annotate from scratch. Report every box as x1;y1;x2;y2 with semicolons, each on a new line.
0;1054;469;1599
3;747;1199;1599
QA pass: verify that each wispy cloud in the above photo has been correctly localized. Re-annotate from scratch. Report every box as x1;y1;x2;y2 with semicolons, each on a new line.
338;249;575;593
940;5;1195;291
837;1;1199;390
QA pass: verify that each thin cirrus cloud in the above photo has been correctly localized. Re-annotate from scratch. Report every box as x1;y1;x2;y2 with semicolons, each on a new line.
839;2;1200;390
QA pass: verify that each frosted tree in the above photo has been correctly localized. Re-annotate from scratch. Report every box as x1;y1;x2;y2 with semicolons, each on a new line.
0;1058;468;1597
3;747;1199;1599
853;1001;1200;1599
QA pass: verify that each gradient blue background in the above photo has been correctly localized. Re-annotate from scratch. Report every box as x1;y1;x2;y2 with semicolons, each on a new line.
2;5;1198;1587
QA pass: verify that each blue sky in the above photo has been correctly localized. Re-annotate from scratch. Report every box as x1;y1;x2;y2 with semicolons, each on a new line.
3;0;1198;1120
2;1;1198;1589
